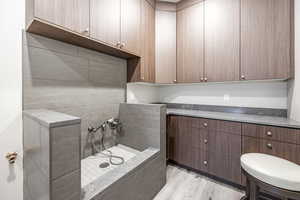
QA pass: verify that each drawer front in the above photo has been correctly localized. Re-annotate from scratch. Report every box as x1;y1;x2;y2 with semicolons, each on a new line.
242;123;300;144
191;128;208;150
210;120;242;135
243;136;300;165
191;117;211;129
192;148;208;172
191;117;241;135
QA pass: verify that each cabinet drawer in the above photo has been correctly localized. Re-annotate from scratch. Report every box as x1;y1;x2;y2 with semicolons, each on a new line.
191;128;208;150
192;117;241;135
242;136;300;165
242;123;300;144
192;148;208;172
191;117;211;129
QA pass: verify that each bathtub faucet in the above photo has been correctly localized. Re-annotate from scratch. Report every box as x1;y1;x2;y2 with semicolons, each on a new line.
88;118;122;133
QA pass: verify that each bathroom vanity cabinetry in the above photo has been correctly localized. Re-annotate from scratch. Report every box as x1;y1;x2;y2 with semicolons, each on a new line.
167;115;300;187
167;115;242;185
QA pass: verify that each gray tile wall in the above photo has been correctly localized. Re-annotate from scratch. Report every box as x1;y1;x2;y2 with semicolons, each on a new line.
23;111;81;200
23;32;127;158
119;103;167;158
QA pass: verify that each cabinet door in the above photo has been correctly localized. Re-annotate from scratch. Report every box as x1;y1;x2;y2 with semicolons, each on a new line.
176;117;193;166
177;3;204;83
35;0;89;35
167;115;178;161
90;0;121;47
205;0;240;82
140;0;155;82
241;0;291;80
155;10;177;84
121;0;141;55
208;131;242;184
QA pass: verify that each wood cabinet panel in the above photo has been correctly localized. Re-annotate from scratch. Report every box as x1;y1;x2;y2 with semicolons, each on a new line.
90;0;121;47
208;152;241;184
176;116;193;166
34;0;90;35
191;128;208;150
155;10;177;84
241;0;291;80
167;115;178;161
140;0;155;82
242;123;300;144
208;131;241;184
208;131;241;157
192;148;208;172
177;2;204;83
121;0;141;54
242;136;300;165
204;0;240;82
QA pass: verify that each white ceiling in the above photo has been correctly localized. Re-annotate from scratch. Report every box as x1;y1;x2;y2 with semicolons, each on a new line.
157;0;182;2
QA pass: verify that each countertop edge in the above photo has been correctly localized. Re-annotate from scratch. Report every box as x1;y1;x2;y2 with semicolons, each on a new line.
167;109;300;129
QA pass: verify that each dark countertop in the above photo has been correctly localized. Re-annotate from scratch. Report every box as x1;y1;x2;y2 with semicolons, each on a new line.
167;108;300;129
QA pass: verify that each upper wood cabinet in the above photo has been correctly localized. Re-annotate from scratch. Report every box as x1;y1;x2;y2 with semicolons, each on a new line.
140;0;156;82
241;0;292;81
204;0;240;82
34;0;90;35
177;3;204;83
121;0;141;55
90;0;121;47
127;0;156;83
90;0;141;55
155;4;177;84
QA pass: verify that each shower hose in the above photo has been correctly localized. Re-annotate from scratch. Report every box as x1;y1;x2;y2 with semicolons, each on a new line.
91;131;125;166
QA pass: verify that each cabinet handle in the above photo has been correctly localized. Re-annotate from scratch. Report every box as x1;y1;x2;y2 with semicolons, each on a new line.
266;131;272;136
204;139;208;144
204;77;208;82
200;78;204;82
241;75;246;80
267;143;272;149
173;80;177;83
203;123;208;127
83;28;89;33
203;161;208;165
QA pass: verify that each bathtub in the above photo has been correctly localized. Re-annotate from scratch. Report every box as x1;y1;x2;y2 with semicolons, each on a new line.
81;144;163;200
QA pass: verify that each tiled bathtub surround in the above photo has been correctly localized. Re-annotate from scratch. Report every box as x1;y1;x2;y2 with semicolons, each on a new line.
23;109;81;200
82;103;167;200
119;103;167;158
22;32;127;158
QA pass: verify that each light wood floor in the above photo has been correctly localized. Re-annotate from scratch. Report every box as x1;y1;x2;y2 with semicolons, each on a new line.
154;165;244;200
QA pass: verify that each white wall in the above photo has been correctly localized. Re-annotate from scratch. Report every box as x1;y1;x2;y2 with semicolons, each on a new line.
127;84;159;103
127;81;288;109
288;0;300;121
159;81;288;109
0;1;24;199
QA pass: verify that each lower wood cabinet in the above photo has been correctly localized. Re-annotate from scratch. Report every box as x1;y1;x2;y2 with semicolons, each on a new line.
167;115;242;185
242;124;300;165
167;116;300;187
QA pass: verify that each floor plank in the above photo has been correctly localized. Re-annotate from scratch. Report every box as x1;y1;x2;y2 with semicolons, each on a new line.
154;165;245;200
